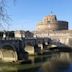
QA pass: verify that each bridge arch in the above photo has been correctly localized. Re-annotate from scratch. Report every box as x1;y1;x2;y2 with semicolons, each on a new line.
0;44;18;62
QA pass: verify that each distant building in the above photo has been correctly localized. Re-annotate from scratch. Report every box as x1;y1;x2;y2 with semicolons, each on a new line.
35;15;68;31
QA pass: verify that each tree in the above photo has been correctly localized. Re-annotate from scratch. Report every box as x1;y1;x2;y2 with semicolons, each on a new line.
0;0;16;30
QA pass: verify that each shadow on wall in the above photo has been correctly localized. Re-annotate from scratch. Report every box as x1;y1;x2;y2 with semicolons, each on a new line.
47;38;72;52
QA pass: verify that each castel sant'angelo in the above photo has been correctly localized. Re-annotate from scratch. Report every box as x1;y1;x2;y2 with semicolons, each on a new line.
0;14;72;47
0;14;72;62
36;15;68;31
34;14;72;47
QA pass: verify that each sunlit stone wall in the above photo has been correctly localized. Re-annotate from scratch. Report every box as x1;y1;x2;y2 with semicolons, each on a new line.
34;30;72;47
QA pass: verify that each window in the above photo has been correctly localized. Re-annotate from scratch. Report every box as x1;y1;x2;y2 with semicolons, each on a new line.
48;21;51;23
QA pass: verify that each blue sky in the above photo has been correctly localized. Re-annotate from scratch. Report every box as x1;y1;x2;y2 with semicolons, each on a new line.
6;0;72;31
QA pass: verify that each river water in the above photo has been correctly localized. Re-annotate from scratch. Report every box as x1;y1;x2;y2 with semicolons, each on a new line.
0;52;72;72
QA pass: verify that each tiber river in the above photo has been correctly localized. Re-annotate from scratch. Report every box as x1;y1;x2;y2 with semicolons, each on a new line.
0;52;72;72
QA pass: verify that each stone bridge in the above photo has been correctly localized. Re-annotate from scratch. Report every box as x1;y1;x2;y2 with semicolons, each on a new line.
0;37;71;62
0;37;51;62
0;38;38;62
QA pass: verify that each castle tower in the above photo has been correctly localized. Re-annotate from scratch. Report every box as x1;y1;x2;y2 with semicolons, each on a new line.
35;15;68;31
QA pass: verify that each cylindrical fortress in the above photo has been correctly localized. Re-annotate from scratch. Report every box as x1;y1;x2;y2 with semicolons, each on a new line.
35;15;68;31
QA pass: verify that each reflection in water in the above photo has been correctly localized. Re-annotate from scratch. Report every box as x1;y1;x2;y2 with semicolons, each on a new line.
0;52;72;72
39;52;72;72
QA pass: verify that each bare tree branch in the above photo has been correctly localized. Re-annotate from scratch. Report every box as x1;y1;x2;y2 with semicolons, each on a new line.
0;0;15;30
